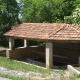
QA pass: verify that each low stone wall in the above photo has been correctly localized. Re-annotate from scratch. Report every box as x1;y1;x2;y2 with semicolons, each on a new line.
67;65;80;76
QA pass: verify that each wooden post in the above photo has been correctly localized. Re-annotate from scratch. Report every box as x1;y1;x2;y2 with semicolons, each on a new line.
46;42;53;68
9;37;15;50
24;39;29;47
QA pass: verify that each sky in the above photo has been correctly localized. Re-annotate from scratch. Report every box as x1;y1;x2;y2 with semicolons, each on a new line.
16;0;22;19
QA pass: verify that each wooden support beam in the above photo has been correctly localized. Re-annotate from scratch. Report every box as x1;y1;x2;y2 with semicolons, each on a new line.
9;37;15;50
24;39;29;47
46;42;53;68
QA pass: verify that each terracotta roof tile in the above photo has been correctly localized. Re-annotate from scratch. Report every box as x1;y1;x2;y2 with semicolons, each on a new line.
4;23;80;42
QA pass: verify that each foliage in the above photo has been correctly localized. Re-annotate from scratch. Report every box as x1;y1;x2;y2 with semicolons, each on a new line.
29;41;45;46
0;0;20;25
21;0;78;23
0;0;20;46
64;4;80;27
70;74;80;80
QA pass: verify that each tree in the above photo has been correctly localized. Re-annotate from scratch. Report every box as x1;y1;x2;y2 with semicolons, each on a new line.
21;0;78;23
0;0;20;46
64;4;80;27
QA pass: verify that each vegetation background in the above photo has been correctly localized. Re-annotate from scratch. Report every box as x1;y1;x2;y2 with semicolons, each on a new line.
0;0;80;47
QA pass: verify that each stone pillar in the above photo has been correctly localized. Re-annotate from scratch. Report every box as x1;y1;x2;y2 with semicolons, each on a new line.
9;37;15;50
6;49;11;59
6;37;14;59
24;39;29;47
46;42;53;68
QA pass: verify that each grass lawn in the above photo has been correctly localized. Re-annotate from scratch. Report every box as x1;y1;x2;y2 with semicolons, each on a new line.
0;56;64;74
0;56;80;80
0;56;65;80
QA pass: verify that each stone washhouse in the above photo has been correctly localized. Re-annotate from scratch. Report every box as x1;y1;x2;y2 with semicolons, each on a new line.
4;23;80;68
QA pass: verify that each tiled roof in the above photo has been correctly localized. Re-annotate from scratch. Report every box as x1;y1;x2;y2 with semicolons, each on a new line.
4;23;80;42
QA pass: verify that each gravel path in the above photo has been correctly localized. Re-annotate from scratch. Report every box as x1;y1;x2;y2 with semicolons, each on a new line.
0;67;70;80
0;77;11;80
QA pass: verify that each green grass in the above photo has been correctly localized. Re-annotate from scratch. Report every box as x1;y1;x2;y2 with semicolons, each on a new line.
0;55;64;80
0;56;80;80
70;75;80;80
0;56;64;74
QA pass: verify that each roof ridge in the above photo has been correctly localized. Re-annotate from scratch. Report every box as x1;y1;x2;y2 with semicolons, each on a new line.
46;24;68;40
72;25;80;33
